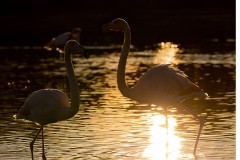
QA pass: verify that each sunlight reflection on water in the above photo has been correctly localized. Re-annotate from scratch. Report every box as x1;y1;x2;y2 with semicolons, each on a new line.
0;43;236;160
143;114;183;160
153;42;180;65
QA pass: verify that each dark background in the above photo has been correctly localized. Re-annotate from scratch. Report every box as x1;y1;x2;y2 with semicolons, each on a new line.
0;0;235;47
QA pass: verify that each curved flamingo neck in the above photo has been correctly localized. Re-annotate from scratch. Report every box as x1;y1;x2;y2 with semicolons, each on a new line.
64;50;80;118
117;27;133;98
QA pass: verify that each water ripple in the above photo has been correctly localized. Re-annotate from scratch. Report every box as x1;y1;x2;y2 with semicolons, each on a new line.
0;47;235;159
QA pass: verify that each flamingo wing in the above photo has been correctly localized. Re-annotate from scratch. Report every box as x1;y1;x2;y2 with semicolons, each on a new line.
132;64;207;106
16;89;70;124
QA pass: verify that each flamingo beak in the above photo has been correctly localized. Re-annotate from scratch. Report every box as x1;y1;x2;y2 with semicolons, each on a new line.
83;51;89;59
76;45;88;59
102;22;116;33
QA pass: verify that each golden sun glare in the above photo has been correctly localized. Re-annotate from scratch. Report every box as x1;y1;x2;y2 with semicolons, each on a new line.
143;114;183;160
153;42;180;65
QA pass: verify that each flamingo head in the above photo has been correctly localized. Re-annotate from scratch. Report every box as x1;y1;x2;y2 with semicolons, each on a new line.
102;18;129;32
64;40;88;58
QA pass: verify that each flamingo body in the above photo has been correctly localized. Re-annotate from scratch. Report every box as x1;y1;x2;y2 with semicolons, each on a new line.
16;89;70;125
132;64;207;106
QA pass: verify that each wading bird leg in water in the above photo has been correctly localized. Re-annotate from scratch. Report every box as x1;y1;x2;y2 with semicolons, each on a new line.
30;126;43;160
165;108;168;129
41;126;46;160
177;104;205;156
165;108;169;159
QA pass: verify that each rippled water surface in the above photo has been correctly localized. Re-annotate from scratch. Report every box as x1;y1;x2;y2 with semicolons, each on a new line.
0;43;235;160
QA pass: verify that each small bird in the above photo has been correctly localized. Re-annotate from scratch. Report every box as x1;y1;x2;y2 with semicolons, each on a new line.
15;40;86;160
102;18;208;156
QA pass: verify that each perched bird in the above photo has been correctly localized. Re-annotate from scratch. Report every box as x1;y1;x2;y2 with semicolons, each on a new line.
15;40;86;160
44;27;81;52
102;18;208;156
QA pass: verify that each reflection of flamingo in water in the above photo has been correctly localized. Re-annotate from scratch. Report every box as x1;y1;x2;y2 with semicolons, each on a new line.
15;40;85;160
103;18;208;156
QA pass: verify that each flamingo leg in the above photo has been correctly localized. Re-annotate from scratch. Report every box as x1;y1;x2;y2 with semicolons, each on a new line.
30;126;43;160
177;104;205;156
164;108;169;159
42;126;46;160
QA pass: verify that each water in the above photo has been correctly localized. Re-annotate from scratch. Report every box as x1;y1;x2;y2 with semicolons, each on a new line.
0;43;235;160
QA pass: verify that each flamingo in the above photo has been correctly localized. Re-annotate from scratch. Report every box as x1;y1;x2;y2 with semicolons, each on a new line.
102;18;208;156
15;40;86;160
44;27;81;52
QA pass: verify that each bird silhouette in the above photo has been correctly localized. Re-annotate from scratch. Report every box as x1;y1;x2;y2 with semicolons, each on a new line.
44;27;81;52
15;40;85;160
102;18;208;156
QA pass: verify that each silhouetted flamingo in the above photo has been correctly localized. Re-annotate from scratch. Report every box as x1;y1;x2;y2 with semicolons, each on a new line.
15;40;85;159
103;18;208;156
